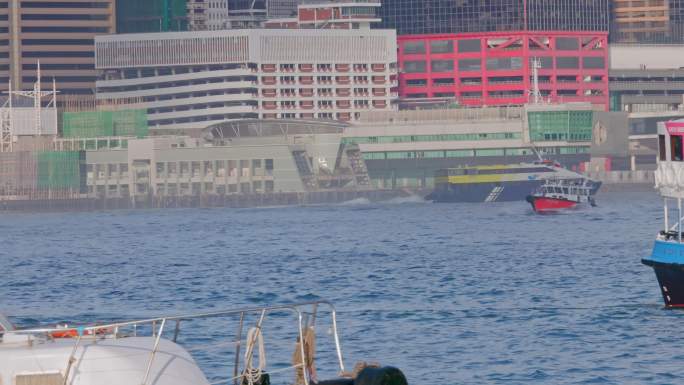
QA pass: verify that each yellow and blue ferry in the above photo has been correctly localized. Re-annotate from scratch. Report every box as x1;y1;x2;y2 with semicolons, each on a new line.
643;118;684;307
426;160;601;203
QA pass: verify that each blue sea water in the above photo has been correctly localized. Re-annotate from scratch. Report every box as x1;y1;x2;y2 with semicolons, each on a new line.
1;191;681;384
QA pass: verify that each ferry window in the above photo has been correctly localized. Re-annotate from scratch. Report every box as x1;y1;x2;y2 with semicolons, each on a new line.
659;135;666;161
672;135;683;161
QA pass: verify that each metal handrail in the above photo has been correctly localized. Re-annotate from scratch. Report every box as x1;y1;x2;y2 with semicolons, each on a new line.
4;301;345;385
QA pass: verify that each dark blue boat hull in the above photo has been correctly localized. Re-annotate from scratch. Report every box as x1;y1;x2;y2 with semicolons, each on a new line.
643;240;684;307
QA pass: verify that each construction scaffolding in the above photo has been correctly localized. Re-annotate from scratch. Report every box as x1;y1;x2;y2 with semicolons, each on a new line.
0;66;117;203
0;66;59;153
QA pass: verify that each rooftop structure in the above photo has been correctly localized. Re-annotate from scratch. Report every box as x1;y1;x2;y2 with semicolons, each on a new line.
296;0;381;29
0;70;58;153
95;28;398;131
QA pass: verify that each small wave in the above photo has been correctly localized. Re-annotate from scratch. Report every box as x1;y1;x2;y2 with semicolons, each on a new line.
338;197;372;206
381;195;429;205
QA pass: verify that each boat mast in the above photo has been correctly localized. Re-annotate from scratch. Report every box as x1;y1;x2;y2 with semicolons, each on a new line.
664;198;669;231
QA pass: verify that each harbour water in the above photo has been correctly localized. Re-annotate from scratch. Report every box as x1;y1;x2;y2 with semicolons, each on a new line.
2;191;682;384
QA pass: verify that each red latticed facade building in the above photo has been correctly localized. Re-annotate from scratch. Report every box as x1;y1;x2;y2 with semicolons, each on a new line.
398;31;610;110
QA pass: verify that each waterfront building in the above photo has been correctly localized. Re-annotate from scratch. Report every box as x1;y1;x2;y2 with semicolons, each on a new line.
346;104;628;189
1;0;115;95
82;119;368;199
376;0;610;36
397;31;610;109
609;43;684;139
610;0;684;44
0;119;373;204
95;28;397;132
609;44;684;115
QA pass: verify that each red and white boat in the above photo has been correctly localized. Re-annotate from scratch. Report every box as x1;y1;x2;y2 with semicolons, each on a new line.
525;178;597;213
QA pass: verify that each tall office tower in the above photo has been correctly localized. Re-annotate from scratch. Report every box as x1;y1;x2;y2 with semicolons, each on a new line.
0;2;9;88
187;0;209;30
206;0;230;30
223;0;267;28
3;0;115;95
377;0;610;35
117;0;188;34
611;0;684;43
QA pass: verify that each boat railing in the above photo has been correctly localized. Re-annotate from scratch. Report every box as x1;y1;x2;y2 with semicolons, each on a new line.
1;301;344;385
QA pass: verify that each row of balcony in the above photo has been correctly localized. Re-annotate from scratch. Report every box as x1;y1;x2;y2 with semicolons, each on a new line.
261;75;390;85
261;100;387;110
262;63;388;73
261;88;389;97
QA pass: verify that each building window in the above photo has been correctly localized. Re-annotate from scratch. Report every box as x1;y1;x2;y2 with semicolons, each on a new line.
403;61;426;73
556;57;580;69
672;135;683;161
556;37;579;50
582;57;605;69
530;56;553;69
458;59;481;72
486;57;522;71
433;78;455;86
403;41;425;54
431;60;454;72
430;40;453;54
458;39;481;53
406;79;427;87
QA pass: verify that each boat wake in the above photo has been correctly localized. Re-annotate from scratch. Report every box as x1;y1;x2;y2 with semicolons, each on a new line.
381;195;430;205
338;197;372;206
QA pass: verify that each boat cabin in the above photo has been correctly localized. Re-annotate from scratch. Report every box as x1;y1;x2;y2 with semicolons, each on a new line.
655;119;684;242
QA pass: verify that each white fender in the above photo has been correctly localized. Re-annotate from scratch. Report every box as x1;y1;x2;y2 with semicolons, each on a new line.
655;166;662;188
677;165;684;189
665;163;676;187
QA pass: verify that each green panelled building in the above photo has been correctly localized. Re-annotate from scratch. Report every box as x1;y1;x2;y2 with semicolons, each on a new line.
62;110;149;138
116;0;188;33
527;110;594;142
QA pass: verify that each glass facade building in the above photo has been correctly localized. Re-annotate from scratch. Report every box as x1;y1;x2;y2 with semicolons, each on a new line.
610;0;684;44
377;0;610;35
117;0;188;33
